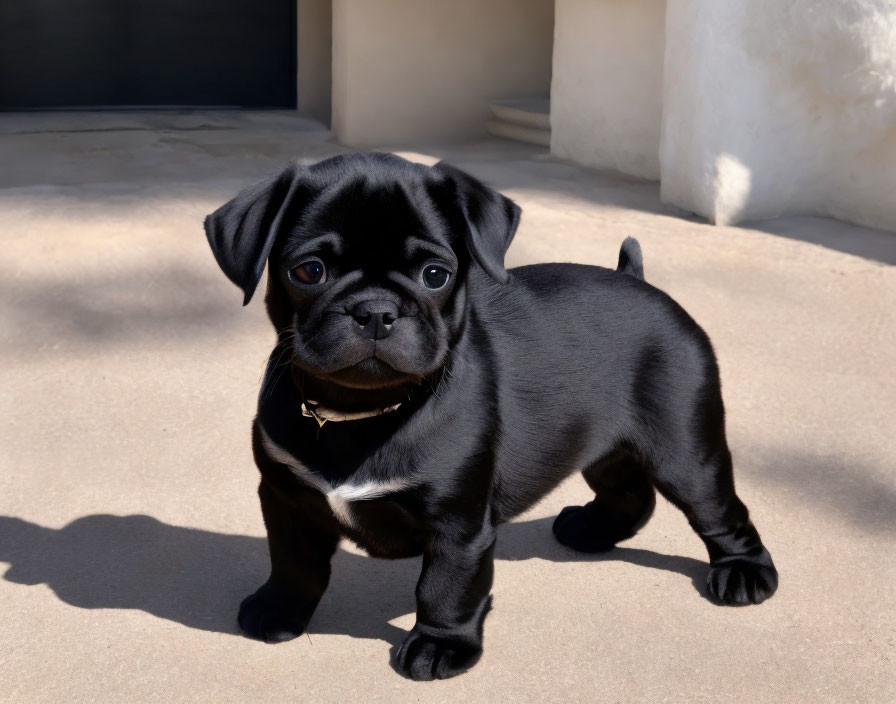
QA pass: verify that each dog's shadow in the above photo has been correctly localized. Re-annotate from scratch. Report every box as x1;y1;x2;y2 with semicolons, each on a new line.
0;513;708;645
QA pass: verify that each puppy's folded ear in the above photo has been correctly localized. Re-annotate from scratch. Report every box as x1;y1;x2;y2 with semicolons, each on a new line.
204;164;306;305
434;162;521;283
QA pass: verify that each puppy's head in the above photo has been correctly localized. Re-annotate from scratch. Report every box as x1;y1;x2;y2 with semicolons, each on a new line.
205;153;520;391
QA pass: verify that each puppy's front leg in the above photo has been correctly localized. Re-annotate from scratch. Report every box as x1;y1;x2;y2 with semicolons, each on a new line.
238;475;340;643
395;523;496;680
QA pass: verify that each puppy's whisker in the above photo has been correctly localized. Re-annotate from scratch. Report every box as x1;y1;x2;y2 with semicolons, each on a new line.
428;378;444;402
260;340;297;403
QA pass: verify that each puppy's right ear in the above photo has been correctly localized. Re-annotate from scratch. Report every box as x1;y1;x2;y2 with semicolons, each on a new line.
204;164;305;305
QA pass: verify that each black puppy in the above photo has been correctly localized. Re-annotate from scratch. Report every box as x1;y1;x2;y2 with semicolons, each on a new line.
205;153;777;680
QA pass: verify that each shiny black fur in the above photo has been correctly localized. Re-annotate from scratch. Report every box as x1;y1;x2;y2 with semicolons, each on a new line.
204;153;777;681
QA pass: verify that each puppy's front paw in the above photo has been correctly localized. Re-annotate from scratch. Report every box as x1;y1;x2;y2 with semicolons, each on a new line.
394;629;483;681
707;560;778;605
237;581;313;643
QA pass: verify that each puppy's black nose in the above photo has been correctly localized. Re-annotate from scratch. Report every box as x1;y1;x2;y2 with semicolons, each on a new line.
350;300;398;340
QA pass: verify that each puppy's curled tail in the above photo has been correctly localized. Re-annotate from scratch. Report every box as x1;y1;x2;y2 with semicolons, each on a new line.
616;237;644;280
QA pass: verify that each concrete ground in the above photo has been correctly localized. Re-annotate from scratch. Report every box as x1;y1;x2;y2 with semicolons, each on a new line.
1;111;893;703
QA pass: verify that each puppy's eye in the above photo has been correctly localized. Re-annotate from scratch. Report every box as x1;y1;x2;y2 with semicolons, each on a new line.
292;259;326;285
422;264;451;290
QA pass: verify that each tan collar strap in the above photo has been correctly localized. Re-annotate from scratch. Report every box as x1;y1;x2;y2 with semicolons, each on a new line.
301;399;402;428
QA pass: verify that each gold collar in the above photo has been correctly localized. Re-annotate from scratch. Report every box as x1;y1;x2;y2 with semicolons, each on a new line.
300;399;402;428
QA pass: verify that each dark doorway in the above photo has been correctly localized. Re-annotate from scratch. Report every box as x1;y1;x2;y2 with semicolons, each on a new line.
0;0;296;109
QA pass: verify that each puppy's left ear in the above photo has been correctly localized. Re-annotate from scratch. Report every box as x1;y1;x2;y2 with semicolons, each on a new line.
434;162;521;283
204;164;306;305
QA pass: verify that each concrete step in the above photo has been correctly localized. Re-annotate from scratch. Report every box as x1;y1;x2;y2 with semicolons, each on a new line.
486;119;551;147
489;98;550;130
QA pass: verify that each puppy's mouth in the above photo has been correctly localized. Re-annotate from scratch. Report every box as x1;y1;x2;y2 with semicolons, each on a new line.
323;355;421;390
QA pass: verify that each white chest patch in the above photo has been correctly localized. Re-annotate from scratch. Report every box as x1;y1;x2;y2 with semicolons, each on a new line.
258;426;414;528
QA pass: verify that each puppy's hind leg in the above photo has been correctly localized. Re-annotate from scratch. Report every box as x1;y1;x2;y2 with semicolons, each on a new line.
648;439;778;606
552;450;656;553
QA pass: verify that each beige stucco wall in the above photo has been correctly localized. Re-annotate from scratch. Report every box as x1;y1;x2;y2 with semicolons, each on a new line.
660;0;896;230
331;0;554;146
550;0;665;180
297;0;332;126
549;0;896;231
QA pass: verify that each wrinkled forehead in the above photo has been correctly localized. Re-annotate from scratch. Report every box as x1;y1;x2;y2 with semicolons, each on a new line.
289;170;456;258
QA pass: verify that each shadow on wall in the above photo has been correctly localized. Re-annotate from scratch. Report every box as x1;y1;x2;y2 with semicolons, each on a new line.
0;514;708;645
701;148;896;266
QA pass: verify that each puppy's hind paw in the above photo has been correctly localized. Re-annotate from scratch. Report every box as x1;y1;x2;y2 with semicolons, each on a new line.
707;560;778;606
552;503;619;553
237;581;312;643
393;630;482;681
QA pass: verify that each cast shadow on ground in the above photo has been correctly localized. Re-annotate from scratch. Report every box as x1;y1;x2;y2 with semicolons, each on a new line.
0;513;708;646
740;215;896;265
0;265;253;358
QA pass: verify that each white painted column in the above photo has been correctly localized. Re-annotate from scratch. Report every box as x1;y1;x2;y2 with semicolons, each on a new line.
550;0;666;180
660;0;896;229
